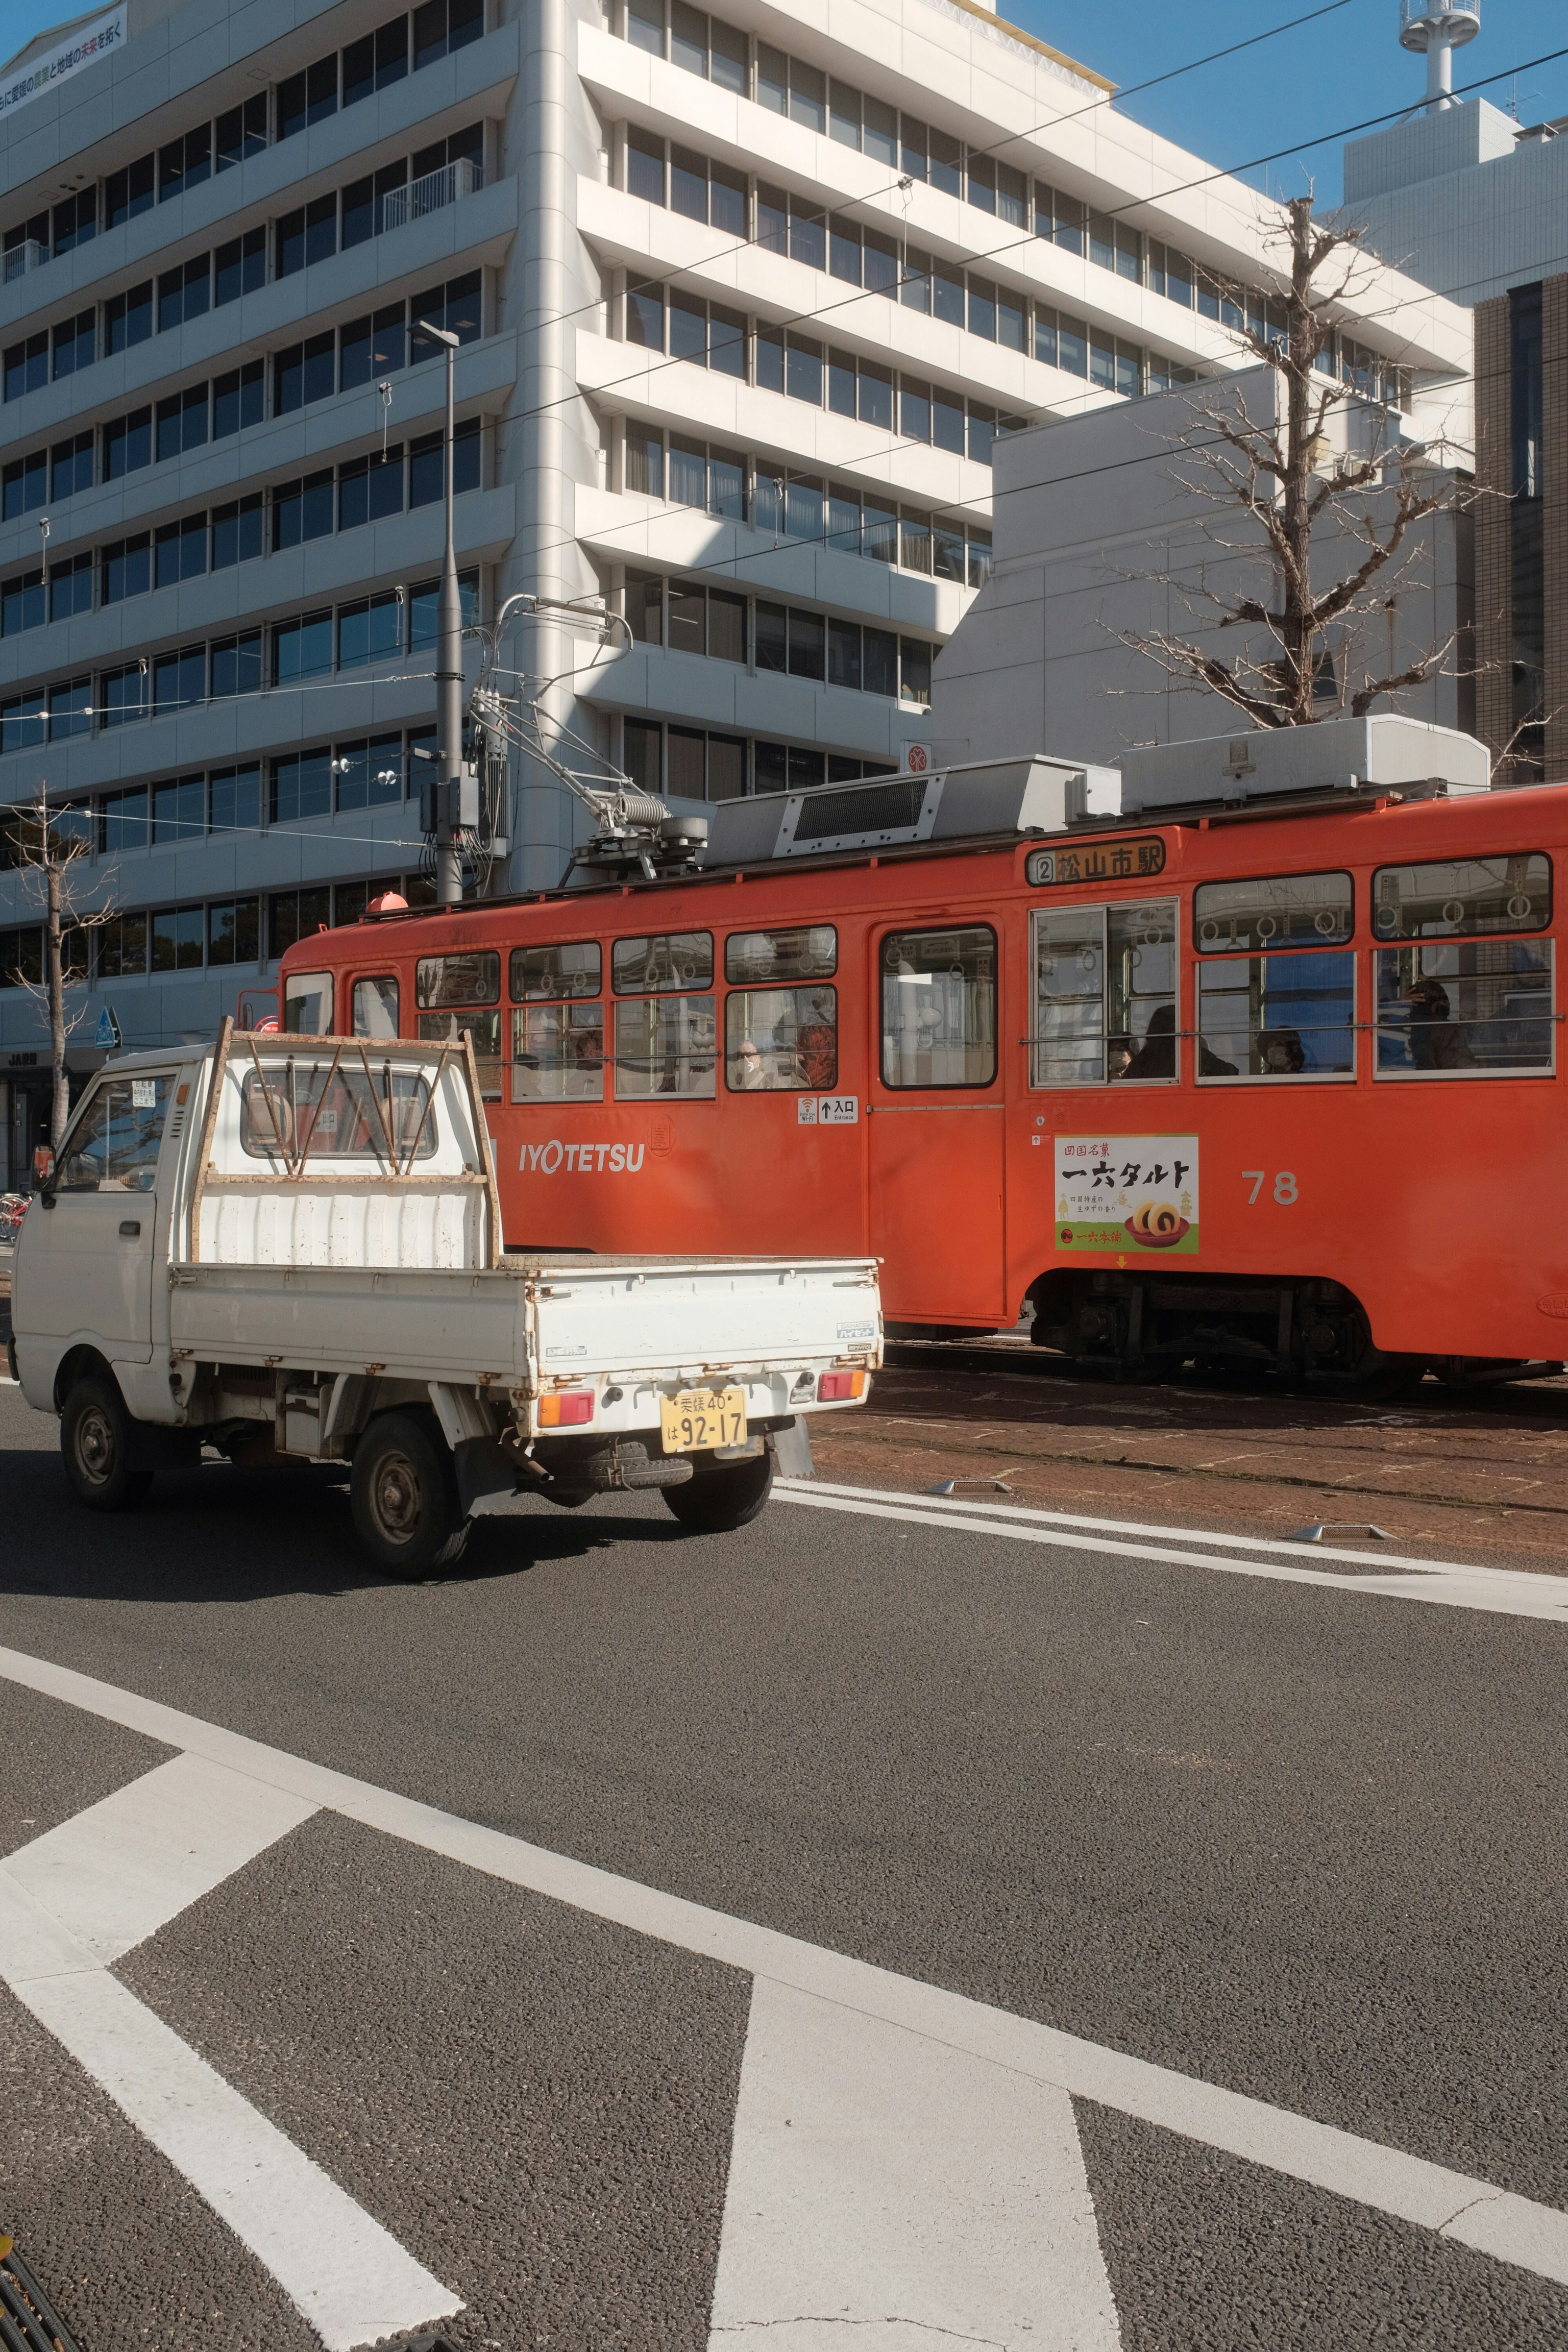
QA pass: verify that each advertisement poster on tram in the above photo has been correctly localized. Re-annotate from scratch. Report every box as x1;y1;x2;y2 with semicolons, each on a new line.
1054;1136;1200;1257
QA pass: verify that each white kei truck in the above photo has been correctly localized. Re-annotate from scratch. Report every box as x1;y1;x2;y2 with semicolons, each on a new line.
8;1021;882;1575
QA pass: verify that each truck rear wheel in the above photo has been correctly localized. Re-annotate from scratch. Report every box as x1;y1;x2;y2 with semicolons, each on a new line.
61;1376;154;1513
662;1447;773;1532
351;1411;469;1579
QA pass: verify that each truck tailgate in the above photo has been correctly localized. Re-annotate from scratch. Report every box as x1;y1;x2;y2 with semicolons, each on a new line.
528;1257;880;1377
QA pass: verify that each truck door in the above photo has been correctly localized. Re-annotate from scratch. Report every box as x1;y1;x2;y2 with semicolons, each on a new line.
868;922;1008;1326
27;1072;175;1364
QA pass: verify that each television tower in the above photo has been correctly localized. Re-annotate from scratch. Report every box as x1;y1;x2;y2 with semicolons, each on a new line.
1398;1;1480;113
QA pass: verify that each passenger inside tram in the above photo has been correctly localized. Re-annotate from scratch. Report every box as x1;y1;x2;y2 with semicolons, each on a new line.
1403;976;1474;1069
1260;1030;1307;1073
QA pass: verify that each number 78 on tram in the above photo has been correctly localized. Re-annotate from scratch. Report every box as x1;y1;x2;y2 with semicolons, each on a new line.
278;725;1567;1386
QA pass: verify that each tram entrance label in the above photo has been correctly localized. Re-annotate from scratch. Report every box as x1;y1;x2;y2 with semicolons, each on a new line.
1054;1135;1200;1257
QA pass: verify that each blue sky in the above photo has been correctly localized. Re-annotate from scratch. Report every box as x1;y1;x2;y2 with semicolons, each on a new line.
1011;0;1568;206
6;0;1566;212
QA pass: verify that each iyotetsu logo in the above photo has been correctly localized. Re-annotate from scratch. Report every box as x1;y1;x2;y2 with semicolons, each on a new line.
521;1140;646;1173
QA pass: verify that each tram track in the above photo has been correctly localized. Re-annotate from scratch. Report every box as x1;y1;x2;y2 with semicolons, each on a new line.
813;1339;1568;1573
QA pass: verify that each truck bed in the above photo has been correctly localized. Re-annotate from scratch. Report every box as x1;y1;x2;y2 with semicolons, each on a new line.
168;1255;880;1385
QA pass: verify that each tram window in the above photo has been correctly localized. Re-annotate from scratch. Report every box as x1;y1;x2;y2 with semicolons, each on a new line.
1371;854;1552;941
513;1001;605;1101
510;941;602;999
283;970;333;1035
1196;950;1355;1079
612;930;713;992
1030;902;1177;1084
1374;942;1554;1078
1194;870;1352;952
725;925;837;983
416;1009;503;1097
352;975;400;1038
614;994;717;1097
726;987;837;1090
414;950;500;1008
881;927;995;1088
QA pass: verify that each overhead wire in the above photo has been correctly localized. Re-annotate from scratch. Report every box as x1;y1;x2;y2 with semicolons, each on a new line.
6;17;1563;830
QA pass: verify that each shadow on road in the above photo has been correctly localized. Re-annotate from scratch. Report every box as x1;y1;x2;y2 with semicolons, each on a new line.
0;1436;684;1608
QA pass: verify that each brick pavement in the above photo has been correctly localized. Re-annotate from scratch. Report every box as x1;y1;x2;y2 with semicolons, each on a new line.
812;1345;1568;1573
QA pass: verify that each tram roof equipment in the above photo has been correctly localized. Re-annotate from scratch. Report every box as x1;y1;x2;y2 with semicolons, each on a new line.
701;718;1493;873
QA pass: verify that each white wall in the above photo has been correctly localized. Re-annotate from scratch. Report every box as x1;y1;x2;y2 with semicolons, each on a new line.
932;368;1470;769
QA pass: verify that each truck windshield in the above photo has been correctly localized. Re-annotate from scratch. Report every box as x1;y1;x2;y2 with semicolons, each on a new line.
56;1075;173;1191
239;1063;437;1160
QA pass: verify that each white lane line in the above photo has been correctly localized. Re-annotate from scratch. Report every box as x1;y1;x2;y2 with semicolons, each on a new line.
774;1485;1568;1623
5;1752;315;1967
0;1756;461;2351
18;1965;459;2352
6;1643;1568;2292
788;1478;1524;1578
708;1977;1120;2350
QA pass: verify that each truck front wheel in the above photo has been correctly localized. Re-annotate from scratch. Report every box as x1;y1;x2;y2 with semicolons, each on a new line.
351;1411;470;1579
61;1376;155;1513
662;1447;773;1532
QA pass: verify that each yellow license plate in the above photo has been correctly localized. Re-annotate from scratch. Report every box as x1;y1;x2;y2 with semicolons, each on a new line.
659;1386;748;1453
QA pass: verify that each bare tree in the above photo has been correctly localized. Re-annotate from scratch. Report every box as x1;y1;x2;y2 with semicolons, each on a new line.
1118;195;1462;729
3;787;115;1153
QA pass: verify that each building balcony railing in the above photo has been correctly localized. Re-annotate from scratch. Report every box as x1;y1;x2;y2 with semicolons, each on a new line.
2;239;48;285
380;157;484;233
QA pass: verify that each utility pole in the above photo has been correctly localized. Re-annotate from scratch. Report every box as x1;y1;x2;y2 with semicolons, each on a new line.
419;318;464;907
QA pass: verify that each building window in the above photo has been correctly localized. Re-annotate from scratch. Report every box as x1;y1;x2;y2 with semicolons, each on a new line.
103;282;152;356
156;386;208;461
272;748;334;824
212;361;264;439
50;554;92;621
51;431;93;501
214;228;266;305
273;610;334;685
154;514;208;589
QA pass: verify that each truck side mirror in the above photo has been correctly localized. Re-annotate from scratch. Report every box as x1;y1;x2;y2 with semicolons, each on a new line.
33;1145;54;1184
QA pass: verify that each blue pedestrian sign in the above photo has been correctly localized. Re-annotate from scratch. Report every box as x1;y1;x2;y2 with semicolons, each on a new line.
96;1006;121;1050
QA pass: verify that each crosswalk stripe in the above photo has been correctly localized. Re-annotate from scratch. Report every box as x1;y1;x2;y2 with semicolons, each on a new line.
709;1976;1120;2348
4;1752;316;1966
0;1755;461;2351
6;1642;1568;2295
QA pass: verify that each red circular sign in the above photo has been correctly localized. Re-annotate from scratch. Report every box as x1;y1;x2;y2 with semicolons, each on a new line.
906;745;929;773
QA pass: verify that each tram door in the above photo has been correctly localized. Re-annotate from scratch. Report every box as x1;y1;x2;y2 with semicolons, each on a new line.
868;922;1009;1326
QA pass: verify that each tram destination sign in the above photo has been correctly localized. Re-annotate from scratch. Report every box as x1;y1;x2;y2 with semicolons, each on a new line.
1027;837;1166;887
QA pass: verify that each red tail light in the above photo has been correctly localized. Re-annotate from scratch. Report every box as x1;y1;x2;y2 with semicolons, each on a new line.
818;1370;866;1401
539;1391;594;1426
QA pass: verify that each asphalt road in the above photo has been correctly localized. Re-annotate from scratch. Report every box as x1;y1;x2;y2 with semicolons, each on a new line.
4;1379;1568;2350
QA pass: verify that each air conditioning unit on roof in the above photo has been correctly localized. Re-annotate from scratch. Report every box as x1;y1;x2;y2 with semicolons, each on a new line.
1119;716;1490;813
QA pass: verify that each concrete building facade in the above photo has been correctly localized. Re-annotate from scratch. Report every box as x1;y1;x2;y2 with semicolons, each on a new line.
1338;21;1568;795
931;363;1474;773
0;0;1473;1178
1343;96;1568;315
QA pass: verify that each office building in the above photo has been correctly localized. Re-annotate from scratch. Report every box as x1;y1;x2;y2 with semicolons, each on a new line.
1341;12;1565;785
0;0;1474;1177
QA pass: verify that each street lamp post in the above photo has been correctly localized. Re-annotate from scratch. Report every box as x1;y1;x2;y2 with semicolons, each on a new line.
419;319;464;907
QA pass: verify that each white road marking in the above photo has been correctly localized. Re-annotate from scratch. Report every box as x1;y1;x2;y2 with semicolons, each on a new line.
6;1644;1568;2292
5;1752;315;1965
708;1977;1120;2349
789;1479;1507;1575
0;1753;461;2351
19;1968;458;2352
775;1482;1568;1623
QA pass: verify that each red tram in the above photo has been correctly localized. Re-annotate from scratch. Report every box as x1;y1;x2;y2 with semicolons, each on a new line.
275;744;1568;1384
